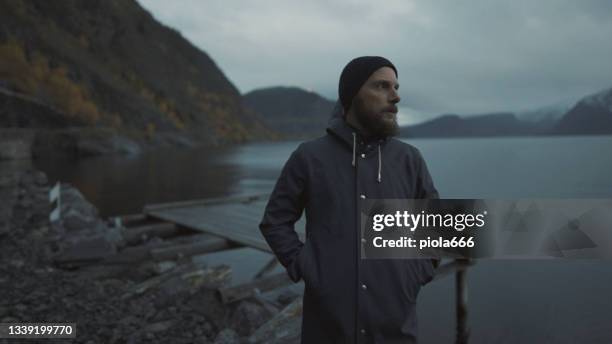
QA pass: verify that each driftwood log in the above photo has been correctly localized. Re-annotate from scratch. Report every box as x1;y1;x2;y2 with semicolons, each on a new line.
122;222;179;245
248;298;302;344
217;272;292;304
123;263;232;299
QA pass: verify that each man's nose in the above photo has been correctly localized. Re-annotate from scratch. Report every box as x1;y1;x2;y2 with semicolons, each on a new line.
390;89;400;104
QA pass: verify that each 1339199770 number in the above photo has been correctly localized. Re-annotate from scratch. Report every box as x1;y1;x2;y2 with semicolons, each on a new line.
0;323;76;338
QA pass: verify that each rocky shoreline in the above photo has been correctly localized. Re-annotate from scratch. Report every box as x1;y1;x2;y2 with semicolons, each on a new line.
0;167;301;344
0;127;205;161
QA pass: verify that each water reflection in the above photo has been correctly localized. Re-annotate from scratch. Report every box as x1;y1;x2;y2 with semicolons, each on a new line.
33;136;612;217
34;145;247;216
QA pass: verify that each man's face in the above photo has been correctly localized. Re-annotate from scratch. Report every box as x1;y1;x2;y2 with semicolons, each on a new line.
351;67;401;137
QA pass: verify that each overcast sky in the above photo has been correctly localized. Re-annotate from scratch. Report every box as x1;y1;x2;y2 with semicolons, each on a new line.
138;0;612;124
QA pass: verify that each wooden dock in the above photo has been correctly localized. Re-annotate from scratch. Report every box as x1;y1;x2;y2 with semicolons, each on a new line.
106;194;474;343
142;194;305;252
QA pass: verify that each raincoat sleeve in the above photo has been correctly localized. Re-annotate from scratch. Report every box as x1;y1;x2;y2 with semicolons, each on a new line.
415;148;439;199
414;148;442;273
259;147;308;283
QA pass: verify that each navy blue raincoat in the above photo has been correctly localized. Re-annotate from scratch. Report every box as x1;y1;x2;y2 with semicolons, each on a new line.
259;115;439;343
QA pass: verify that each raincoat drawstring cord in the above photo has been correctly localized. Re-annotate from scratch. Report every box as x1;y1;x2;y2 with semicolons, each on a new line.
351;132;356;167
377;144;382;183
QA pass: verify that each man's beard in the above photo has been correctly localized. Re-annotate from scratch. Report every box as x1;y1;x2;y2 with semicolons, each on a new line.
353;101;399;138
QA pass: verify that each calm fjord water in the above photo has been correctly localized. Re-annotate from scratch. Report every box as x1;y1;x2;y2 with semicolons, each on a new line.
35;136;612;343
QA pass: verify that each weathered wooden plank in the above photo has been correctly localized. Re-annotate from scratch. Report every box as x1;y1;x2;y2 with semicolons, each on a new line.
122;222;179;245
150;237;234;261
201;207;264;225
161;204;265;230
103;244;154;264
148;200;268;229
148;210;272;252
118;213;148;226
202;202;269;220
144;193;268;213
188;210;257;230
216;272;292;304
151;209;305;252
196;219;262;240
248;298;302;344
54;237;117;267
122;263;232;299
143;195;306;253
254;257;279;279
103;233;228;265
163;215;258;242
162;203;305;234
195;200;306;232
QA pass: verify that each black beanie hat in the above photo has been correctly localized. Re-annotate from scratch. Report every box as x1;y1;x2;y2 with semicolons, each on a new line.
338;56;397;112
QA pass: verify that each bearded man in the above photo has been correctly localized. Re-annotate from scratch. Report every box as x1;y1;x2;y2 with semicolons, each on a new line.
260;56;439;344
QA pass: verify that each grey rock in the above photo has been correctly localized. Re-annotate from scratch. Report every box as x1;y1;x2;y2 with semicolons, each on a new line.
61;210;97;232
60;184;99;227
55;235;117;263
247;299;302;344
0;140;31;160
214;328;240;344
0;130;34;160
33;171;48;186
229;301;275;337
275;288;301;307
50;183;128;264
77;135;141;157
111;136;142;155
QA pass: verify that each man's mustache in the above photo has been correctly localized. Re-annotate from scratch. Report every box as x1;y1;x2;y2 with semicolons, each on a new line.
383;105;398;114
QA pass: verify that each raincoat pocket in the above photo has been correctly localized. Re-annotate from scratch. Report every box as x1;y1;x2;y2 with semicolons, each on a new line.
400;260;427;304
297;240;325;296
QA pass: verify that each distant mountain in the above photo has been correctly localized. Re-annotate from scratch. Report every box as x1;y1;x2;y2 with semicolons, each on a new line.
244;87;334;138
516;102;573;132
553;87;612;135
0;0;272;145
400;112;543;138
401;86;612;138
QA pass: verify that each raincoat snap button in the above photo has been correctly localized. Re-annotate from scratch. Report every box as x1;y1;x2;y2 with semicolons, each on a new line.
361;284;367;290
360;194;366;199
361;153;366;158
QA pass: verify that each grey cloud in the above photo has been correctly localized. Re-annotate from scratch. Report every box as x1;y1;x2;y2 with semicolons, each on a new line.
138;0;612;120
